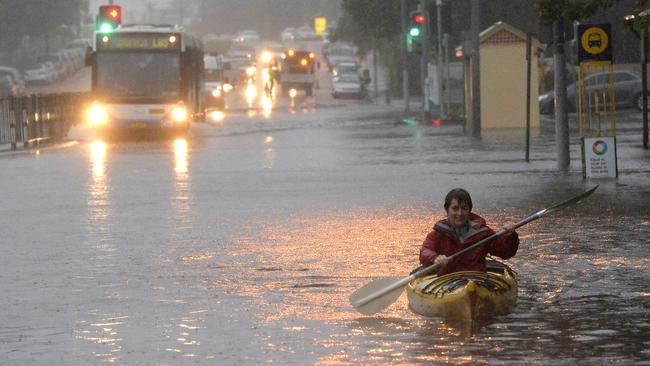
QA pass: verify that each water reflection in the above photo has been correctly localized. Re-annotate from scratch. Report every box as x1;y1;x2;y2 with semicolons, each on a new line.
80;140;125;363
261;91;273;118
208;110;225;123
263;135;274;170
206;206;650;364
245;82;257;109
172;138;191;219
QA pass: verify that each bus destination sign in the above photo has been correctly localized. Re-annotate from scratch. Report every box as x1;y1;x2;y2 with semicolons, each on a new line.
98;34;181;50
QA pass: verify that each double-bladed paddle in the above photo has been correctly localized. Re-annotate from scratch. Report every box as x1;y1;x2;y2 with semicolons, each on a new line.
349;186;599;315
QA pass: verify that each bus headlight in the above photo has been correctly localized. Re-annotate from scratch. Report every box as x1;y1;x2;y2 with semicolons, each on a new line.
86;103;108;126
171;106;188;122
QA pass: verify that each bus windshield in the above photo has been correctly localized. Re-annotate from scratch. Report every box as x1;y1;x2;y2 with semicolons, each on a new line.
96;52;180;100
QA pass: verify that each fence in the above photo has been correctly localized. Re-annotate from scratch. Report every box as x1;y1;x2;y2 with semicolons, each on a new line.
0;93;89;150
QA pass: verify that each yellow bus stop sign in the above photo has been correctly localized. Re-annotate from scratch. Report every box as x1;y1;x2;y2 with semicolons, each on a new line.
314;17;327;36
577;24;612;63
581;27;608;55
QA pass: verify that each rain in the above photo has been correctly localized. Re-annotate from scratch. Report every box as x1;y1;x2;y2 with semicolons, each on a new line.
1;0;649;364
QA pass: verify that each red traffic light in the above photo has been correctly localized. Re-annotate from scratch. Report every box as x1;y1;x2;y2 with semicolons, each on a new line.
108;8;120;19
413;13;425;24
99;5;122;22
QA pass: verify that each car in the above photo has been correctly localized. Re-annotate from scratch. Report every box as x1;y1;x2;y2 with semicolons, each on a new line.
23;61;56;85
37;53;66;80
539;70;648;114
280;27;297;42
232;30;260;45
203;55;228;109
331;61;359;77
0;66;26;96
325;43;357;69
332;73;366;99
0;74;13;98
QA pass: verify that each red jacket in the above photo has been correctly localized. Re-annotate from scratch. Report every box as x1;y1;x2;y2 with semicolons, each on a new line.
419;213;518;275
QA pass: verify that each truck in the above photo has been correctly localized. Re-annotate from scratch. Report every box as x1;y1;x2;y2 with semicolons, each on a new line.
278;49;315;97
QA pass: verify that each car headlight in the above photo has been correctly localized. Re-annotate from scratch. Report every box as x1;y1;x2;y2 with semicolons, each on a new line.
261;51;272;64
212;88;222;97
171;106;188;122
222;83;233;92
245;66;256;77
538;93;551;101
86;102;108;126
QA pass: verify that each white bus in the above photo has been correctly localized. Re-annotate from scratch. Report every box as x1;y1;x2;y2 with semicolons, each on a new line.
85;24;204;135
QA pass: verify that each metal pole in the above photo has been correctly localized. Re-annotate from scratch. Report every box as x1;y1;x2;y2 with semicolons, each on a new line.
444;33;450;118
470;0;481;137
372;38;378;100
642;27;649;149
525;32;532;162
420;0;430;122
401;0;410;112
436;0;444;119
553;20;570;168
385;42;391;104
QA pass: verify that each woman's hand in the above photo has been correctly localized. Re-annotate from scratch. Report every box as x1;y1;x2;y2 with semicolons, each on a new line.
502;222;516;234
434;255;448;268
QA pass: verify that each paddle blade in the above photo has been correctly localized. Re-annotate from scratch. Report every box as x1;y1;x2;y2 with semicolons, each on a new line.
349;277;405;315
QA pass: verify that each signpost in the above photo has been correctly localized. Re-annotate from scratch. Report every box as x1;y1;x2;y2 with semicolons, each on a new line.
583;137;618;178
576;23;618;179
314;17;327;37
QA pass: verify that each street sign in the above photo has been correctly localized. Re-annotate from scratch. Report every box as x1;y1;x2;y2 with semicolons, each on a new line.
578;24;612;63
314;17;327;36
583;137;617;178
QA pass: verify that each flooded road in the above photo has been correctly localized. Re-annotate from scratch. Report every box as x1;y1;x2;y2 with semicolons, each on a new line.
1;101;649;364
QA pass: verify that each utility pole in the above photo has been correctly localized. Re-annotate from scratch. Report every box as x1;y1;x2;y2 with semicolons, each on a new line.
470;0;481;137
643;27;649;149
444;33;450;117
372;37;378;100
401;0;410;112
420;0;430;122
553;20;570;168
436;0;444;119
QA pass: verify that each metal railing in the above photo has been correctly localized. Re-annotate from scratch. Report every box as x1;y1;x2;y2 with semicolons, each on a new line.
0;93;89;150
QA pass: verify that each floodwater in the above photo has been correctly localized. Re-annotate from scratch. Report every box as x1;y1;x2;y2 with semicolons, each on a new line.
1;102;649;365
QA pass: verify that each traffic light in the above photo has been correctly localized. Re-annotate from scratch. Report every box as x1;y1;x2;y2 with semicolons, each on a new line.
97;5;122;33
407;10;427;53
409;11;426;38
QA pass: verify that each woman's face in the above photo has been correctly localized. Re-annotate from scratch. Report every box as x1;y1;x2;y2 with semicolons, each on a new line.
446;198;470;228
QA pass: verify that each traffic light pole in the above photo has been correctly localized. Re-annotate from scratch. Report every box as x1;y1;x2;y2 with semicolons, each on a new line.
420;0;430;123
470;0;481;137
401;0;410;113
436;0;445;120
643;27;649;149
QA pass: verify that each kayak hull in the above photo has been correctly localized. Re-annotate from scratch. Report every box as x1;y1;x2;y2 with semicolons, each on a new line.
406;262;517;321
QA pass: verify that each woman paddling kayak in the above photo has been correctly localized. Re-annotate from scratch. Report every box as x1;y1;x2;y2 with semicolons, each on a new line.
420;188;519;275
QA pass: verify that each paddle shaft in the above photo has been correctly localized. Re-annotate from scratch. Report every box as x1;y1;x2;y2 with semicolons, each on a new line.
351;186;599;310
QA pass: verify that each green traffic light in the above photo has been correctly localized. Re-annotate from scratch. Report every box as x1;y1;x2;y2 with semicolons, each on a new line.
99;23;114;33
409;27;421;37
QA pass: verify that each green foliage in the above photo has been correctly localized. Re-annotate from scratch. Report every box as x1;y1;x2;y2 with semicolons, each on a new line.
0;0;85;46
340;0;401;39
534;0;619;23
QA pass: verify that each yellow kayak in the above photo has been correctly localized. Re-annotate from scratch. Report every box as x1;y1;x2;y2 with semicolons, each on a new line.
406;261;517;321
